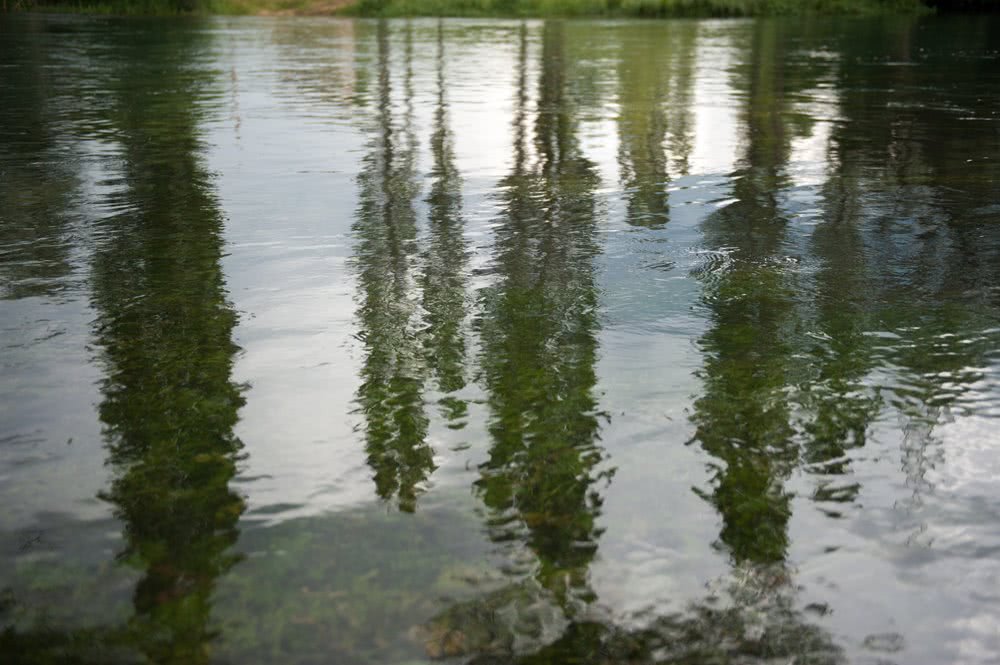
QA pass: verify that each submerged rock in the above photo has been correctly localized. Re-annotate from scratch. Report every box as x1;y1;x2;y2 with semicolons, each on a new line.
416;580;569;659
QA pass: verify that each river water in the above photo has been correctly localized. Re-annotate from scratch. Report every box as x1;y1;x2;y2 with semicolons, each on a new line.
1;12;999;665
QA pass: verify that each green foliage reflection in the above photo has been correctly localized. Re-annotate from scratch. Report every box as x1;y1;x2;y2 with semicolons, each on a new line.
690;21;803;565
90;25;244;664
421;22;470;416
475;21;609;605
353;21;434;513
616;22;696;228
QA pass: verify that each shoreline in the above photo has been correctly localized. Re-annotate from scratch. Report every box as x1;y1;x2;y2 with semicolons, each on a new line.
6;0;934;18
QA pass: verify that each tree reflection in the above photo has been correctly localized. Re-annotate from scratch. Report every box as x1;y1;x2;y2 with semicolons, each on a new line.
474;20;607;606
675;20;845;663
690;21;802;565
89;25;244;665
353;21;434;513
616;22;696;228
419;21;611;660
5;15;1000;665
421;21;469;422
822;21;1000;519
799;80;883;498
418;21;846;664
801;109;881;500
0;17;80;300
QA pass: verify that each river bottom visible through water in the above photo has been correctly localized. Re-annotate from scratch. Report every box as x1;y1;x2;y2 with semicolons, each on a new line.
2;11;1000;665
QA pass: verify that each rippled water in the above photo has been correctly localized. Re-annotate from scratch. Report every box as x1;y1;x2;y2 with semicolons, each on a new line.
1;12;999;664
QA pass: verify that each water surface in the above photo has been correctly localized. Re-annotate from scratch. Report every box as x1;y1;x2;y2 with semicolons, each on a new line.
2;12;1000;664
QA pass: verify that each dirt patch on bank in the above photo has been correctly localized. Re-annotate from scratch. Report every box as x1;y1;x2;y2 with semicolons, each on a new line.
256;0;352;15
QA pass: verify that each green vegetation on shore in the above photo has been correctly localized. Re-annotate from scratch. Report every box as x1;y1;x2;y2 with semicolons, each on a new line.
3;0;313;15
348;0;928;18
6;0;933;17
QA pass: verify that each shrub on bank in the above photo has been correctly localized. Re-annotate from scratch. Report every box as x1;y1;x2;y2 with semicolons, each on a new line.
2;0;939;18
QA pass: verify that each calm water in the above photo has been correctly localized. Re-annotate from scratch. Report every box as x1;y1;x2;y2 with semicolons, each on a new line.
1;12;999;664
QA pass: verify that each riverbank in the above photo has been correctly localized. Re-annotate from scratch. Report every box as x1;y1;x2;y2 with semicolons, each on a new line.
343;0;929;18
8;0;932;17
3;0;352;15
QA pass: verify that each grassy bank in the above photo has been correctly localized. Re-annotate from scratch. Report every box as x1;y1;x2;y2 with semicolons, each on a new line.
5;0;335;14
6;0;933;17
347;0;929;17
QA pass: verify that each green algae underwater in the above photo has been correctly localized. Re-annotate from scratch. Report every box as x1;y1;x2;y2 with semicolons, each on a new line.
2;12;1000;665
